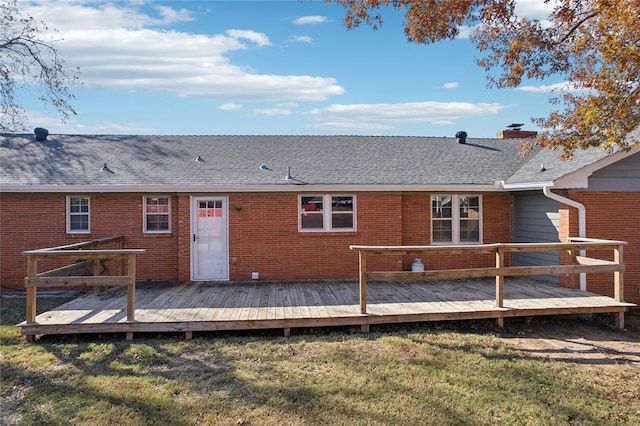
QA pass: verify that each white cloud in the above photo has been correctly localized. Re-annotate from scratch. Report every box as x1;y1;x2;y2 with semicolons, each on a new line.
291;35;313;43
24;109;158;134
456;25;477;39
516;82;582;93
225;29;271;47
457;1;555;39
25;1;193;31
252;102;298;115
293;15;329;25
23;2;344;102
442;82;459;89
252;108;293;116
152;5;194;25
88;121;160;134
308;101;505;131
219;103;243;111
515;0;555;20
310;121;394;132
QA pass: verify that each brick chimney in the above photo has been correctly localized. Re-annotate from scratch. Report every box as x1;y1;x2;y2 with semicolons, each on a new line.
497;129;538;139
497;124;537;139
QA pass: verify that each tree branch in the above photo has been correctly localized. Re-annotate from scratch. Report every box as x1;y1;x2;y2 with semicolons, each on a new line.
557;9;599;44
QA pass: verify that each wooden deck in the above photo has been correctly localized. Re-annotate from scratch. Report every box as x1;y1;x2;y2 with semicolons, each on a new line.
19;278;634;339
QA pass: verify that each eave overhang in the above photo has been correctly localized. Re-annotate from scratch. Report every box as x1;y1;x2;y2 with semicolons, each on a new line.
0;183;505;194
495;180;556;191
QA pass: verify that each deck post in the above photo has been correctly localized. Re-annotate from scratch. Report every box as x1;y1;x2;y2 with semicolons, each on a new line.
567;248;577;289
495;247;504;308
25;256;38;341
613;245;624;302
25;256;38;326
92;258;101;277
117;252;124;276
614;244;625;329
126;254;136;322
359;250;367;314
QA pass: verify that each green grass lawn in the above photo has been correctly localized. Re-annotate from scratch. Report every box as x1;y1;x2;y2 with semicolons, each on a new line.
1;297;639;425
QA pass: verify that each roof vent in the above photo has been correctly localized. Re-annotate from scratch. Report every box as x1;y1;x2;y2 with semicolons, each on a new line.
100;162;114;174
455;131;467;144
194;155;205;162
284;166;295;182
34;127;49;141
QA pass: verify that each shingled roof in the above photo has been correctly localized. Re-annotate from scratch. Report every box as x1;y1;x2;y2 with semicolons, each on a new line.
0;133;625;192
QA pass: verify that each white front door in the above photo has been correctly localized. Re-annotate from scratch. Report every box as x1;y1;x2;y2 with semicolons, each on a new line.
191;197;228;280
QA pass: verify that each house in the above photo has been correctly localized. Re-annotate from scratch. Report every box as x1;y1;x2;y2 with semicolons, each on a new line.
1;130;638;305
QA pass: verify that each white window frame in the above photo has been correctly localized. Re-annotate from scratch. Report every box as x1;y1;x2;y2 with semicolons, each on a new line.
431;194;482;244
299;194;356;232
143;196;171;234
66;196;90;234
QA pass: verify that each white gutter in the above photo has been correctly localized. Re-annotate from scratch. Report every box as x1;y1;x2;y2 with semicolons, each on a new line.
497;181;588;291
0;183;503;194
542;186;587;291
542;186;586;241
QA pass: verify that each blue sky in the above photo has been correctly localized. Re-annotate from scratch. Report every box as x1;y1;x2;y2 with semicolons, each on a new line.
19;0;561;138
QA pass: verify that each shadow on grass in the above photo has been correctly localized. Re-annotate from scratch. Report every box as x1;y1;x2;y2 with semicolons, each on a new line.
3;309;640;424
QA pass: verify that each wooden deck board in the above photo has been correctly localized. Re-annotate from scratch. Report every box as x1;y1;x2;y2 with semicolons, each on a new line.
203;282;237;322
19;277;634;338
246;282;262;321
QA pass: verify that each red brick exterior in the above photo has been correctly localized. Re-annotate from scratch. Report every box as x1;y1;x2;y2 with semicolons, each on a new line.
558;191;640;304
399;193;513;270
4;190;637;305
496;129;538;139
0;192;513;290
0;193;181;288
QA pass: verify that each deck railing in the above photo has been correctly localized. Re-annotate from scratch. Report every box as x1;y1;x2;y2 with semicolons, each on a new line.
23;235;145;337
350;237;626;327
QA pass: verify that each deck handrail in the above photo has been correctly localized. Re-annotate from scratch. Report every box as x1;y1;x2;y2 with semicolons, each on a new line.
36;234;124;251
23;236;145;338
350;238;626;327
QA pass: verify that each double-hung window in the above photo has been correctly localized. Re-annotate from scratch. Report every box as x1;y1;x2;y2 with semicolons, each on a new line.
300;195;356;232
67;196;90;234
144;196;171;233
431;195;481;244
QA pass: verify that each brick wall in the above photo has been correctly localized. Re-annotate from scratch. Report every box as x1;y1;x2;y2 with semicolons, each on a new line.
1;191;514;289
227;193;403;281
558;191;640;304
177;195;191;282
399;193;513;270
0;193;181;289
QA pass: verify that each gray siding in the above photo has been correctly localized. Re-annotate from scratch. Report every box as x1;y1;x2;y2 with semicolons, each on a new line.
513;192;559;283
587;152;640;191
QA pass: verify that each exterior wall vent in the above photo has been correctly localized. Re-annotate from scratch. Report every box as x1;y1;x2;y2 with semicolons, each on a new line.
34;128;49;141
455;131;467;144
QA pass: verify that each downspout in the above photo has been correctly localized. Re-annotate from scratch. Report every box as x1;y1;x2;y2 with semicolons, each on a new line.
542;186;587;291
